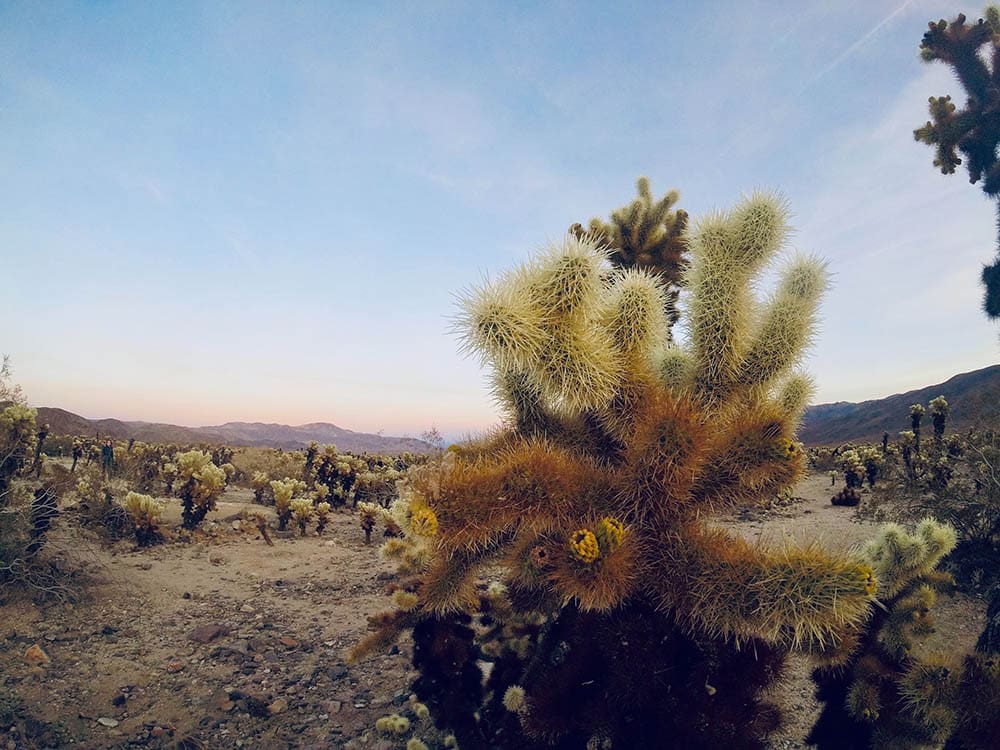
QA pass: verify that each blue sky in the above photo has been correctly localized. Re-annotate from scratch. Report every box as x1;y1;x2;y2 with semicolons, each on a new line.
3;0;997;438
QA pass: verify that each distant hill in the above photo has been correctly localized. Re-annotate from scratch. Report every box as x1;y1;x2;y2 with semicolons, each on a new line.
800;364;1000;445
35;407;434;455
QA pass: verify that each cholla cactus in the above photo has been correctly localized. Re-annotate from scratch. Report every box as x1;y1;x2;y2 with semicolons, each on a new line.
839;449;866;489
914;7;1000;321
160;460;177;496
290;498;313;536
251;471;271;503
176;450;227;530
122;491;165;546
315;501;331;535
570;177;688;330
808;519;967;749
929;395;949;450
0;404;37;501
354;193;877;748
910;404;926;454
270;477;307;531
357;500;402;545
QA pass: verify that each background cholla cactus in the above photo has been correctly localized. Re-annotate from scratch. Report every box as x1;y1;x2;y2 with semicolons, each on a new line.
929;395;949;450
290;498;313;536
251;471;271;504
271;478;307;531
314;501;331;535
1;405;38;501
160;460;177;496
914;6;1000;322
570;176;688;329
911;404;926;454
808;519;999;749
175;450;227;530
353;191;879;748
122;491;164;547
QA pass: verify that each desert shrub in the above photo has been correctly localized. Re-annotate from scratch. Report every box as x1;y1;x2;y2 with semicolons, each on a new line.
176;450;227;530
351;189;880;748
72;466;130;539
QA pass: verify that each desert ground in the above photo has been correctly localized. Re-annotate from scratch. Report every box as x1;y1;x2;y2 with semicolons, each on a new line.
0;473;985;750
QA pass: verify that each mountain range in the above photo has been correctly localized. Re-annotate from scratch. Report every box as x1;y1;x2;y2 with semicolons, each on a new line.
799;364;1000;445
34;408;435;454
29;363;999;451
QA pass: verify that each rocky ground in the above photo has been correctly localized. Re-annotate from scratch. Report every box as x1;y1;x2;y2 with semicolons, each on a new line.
0;477;987;749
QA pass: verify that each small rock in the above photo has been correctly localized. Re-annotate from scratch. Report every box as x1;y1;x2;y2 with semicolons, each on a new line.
268;698;289;716
166;661;185;674
188;624;231;644
245;695;269;718
232;521;242;531
239;604;255;613
279;636;299;649
97;717;119;728
328;701;342;714
24;644;50;666
112;693;126;707
182;592;192;599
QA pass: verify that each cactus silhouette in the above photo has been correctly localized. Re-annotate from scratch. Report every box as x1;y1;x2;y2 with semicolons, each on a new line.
914;7;1000;322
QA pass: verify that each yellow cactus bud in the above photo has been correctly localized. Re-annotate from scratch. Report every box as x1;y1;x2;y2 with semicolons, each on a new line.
569;529;600;564
410;507;438;537
594;516;626;552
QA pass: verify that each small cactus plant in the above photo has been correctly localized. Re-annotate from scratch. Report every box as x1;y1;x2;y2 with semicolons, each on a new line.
122;491;165;546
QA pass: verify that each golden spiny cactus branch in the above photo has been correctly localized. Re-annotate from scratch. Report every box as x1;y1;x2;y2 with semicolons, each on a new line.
355;192;875;659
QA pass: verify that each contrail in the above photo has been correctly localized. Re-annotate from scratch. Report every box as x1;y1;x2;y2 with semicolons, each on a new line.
809;0;917;86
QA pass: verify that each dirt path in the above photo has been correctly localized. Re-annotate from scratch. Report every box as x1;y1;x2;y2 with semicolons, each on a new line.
0;476;987;749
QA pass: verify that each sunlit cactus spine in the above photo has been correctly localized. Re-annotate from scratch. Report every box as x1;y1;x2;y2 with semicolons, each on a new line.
314;501;331;535
353;191;877;748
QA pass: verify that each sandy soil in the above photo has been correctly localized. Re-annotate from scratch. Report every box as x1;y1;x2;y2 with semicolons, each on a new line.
0;477;986;750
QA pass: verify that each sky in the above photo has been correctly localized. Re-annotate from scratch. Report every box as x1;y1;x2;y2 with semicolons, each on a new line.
2;0;998;440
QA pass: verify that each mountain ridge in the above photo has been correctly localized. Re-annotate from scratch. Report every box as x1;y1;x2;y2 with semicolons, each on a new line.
34;408;435;454
800;363;1000;445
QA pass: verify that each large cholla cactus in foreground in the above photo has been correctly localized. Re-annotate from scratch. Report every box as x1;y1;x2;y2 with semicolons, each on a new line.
354;193;877;748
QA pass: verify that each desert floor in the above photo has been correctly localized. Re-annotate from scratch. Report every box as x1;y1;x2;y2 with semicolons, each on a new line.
0;474;986;750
